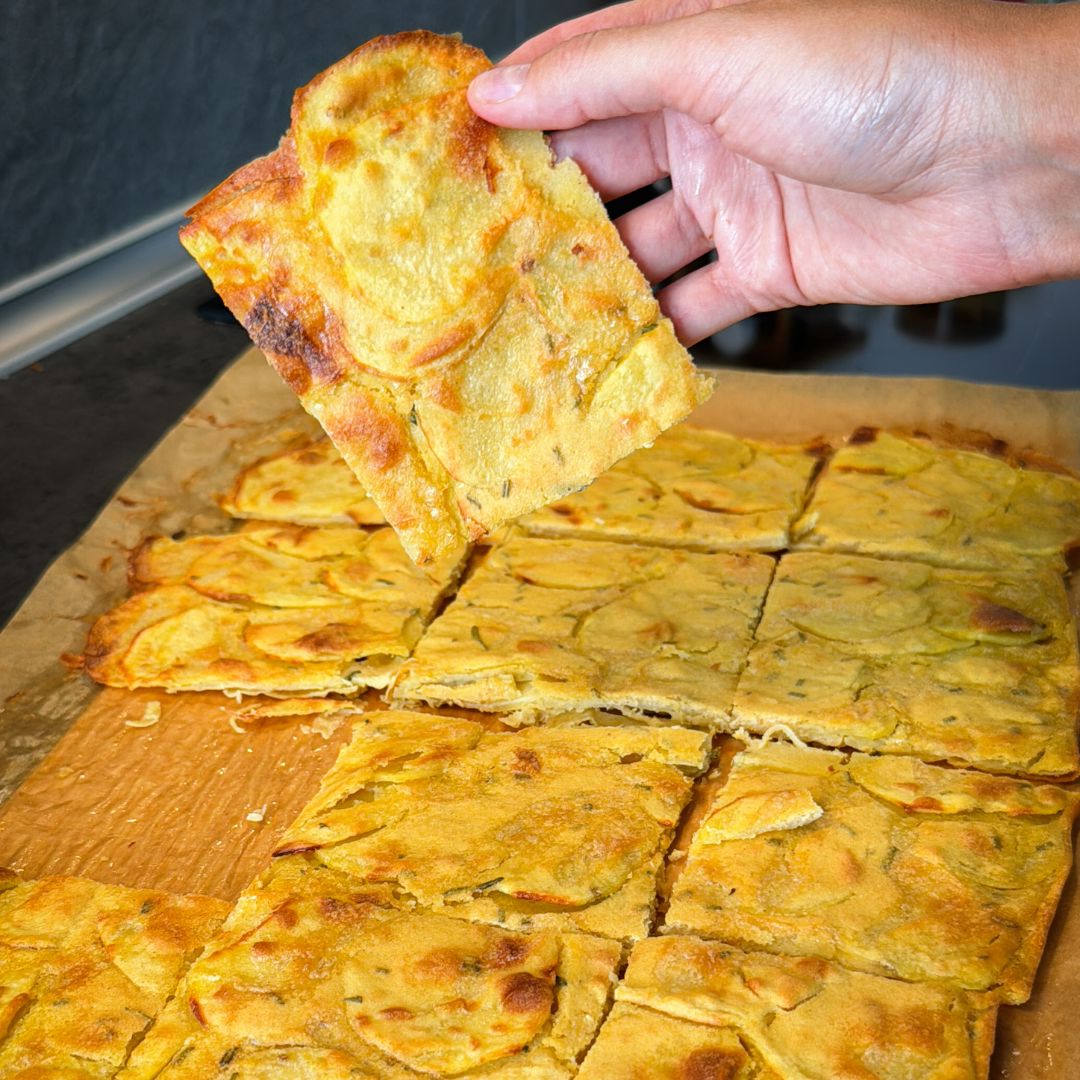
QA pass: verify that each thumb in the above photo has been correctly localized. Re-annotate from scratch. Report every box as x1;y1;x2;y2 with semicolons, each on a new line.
468;11;744;131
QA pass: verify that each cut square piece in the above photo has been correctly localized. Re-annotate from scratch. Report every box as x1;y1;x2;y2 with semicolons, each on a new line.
519;425;820;552
219;438;385;526
85;525;459;696
665;737;1079;1003
391;536;775;726
794;428;1080;570
272;709;710;941
0;874;228;1077
577;936;997;1080
181;31;712;566
122;862;621;1079
733;551;1080;775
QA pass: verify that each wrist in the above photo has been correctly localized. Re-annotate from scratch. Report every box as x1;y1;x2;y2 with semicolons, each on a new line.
985;2;1080;284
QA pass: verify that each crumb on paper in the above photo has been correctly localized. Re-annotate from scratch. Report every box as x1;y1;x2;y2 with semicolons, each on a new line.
300;714;343;740
245;804;268;824
125;701;162;729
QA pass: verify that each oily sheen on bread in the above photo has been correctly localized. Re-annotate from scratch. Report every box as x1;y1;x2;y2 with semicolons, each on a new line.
181;32;712;565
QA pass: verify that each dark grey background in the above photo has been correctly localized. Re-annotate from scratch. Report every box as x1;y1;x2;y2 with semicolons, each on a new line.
1;0;596;287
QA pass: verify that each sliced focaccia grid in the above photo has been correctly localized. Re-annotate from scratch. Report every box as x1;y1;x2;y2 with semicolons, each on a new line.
219;438;385;526
665;737;1079;1004
732;551;1080;776
391;536;775;726
271;709;710;941
182;32;711;567
793;428;1080;570
85;525;460;696
121;860;621;1080
516;425;820;552
577;936;997;1080
0;874;229;1078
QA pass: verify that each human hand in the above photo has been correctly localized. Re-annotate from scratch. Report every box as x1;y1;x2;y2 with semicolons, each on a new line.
469;0;1080;343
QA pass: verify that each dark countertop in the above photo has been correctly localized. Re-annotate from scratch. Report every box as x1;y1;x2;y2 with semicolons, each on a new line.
2;275;1078;627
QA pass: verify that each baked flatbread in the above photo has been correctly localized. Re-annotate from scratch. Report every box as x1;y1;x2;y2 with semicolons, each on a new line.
665;738;1079;1003
0;875;228;1077
577;936;997;1080
85;525;458;695
121;862;620;1079
272;709;710;940
732;551;1080;775
519;425;820;552
391;536;775;726
794;428;1080;570
219;438;384;526
181;31;712;566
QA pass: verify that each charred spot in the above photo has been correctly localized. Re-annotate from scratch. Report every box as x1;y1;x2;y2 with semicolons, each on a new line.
679;1047;745;1080
271;489;297;503
511;748;542;776
450;110;496;179
332;402;408;472
905;796;944;812
486;937;529;969
323;138;357;168
272;841;321;858
969;597;1042;635
296;625;356;655
379;1006;415;1021
319;896;356;921
570;243;591;258
244;297;342;393
252;940;275;957
272;905;300;930
499;971;553;1015
298;449;325;465
516;640;550;654
483;156;500;194
549;503;583;524
848;426;878;445
928;507;951;518
410;325;473;369
189;997;207;1026
519;256;535;273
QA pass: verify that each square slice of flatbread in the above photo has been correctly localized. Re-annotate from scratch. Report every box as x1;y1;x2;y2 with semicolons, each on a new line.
794;428;1080;570
665;738;1079;1003
271;708;710;941
0;875;228;1077
181;31;712;566
121;861;621;1079
391;536;776;726
577;936;997;1080
732;551;1080;776
519;425;821;552
85;525;459;696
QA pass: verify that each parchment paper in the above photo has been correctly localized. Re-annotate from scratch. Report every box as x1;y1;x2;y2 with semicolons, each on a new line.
0;347;1077;1078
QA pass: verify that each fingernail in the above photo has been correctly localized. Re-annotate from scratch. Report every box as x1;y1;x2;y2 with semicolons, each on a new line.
471;64;529;104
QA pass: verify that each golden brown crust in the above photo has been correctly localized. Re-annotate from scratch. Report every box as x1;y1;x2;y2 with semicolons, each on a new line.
732;552;1080;776
0;877;228;1076
85;526;460;695
665;738;1079;1003
517;425;820;553
271;709;710;940
584;937;998;1080
121;862;621;1079
391;536;775;726
793;428;1080;569
181;31;712;565
217;438;385;527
